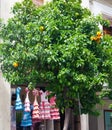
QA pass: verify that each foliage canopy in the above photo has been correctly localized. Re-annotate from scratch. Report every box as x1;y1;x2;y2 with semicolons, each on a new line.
0;0;112;114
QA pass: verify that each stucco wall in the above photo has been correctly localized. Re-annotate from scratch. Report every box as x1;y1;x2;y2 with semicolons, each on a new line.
89;0;112;16
0;0;22;130
96;99;112;130
89;1;112;130
0;71;11;130
81;0;90;8
0;0;22;22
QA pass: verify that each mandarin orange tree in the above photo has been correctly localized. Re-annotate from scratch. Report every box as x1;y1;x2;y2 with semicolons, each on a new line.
0;0;112;129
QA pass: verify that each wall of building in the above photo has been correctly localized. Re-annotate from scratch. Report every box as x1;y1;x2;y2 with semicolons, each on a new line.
0;71;11;130
90;1;112;130
0;0;22;22
81;1;112;130
81;0;90;8
96;99;112;130
89;0;112;16
0;0;22;130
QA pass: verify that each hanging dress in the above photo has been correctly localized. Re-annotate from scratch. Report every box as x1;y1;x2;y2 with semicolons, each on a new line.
32;89;41;123
39;90;51;120
49;95;60;120
21;108;32;127
21;88;32;127
24;88;30;112
15;87;23;110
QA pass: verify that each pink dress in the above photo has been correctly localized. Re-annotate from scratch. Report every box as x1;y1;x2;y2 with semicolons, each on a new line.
39;90;51;120
24;88;31;112
32;89;41;123
49;96;60;120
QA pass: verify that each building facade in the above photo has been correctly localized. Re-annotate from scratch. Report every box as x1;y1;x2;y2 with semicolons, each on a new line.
0;0;112;130
81;1;112;130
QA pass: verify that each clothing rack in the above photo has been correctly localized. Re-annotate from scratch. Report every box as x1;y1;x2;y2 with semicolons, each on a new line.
14;87;60;130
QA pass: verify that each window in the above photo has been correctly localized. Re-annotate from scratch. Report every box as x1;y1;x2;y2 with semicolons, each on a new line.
103;14;112;36
104;110;112;130
103;26;112;36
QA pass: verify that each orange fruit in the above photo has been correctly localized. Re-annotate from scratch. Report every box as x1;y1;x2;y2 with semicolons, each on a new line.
91;36;97;41
94;36;98;41
39;26;44;32
97;31;102;36
13;62;19;68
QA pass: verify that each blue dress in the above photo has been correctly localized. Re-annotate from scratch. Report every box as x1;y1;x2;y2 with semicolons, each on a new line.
21;105;33;127
15;87;23;110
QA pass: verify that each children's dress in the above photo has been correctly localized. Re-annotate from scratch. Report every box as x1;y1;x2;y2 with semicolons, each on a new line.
15;87;23;110
39;90;51;120
32;89;41;123
49;96;60;120
24;88;30;112
21;107;32;127
21;88;32;127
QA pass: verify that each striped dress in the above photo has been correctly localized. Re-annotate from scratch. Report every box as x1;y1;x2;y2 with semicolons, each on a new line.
24;88;30;112
32;89;41;123
15;87;23;110
49;96;60;120
39;90;51;120
21;88;32;127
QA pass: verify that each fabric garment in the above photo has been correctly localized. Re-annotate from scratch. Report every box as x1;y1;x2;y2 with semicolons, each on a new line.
15;87;23;110
32;89;41;123
49;96;60;120
21;109;32;127
39;90;51;120
24;88;31;112
21;88;32;127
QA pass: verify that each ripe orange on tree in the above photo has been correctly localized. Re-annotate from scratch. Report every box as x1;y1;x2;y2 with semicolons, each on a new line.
13;62;19;68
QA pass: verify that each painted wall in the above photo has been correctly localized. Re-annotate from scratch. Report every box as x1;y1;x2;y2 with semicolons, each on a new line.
96;99;112;130
89;1;112;130
0;70;11;130
81;0;90;8
89;0;112;16
0;0;22;22
81;1;112;130
0;0;22;130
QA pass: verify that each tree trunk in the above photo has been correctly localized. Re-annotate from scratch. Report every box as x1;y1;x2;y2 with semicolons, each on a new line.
63;108;71;130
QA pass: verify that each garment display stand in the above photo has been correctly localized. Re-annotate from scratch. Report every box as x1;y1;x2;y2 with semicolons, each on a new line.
14;87;60;130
